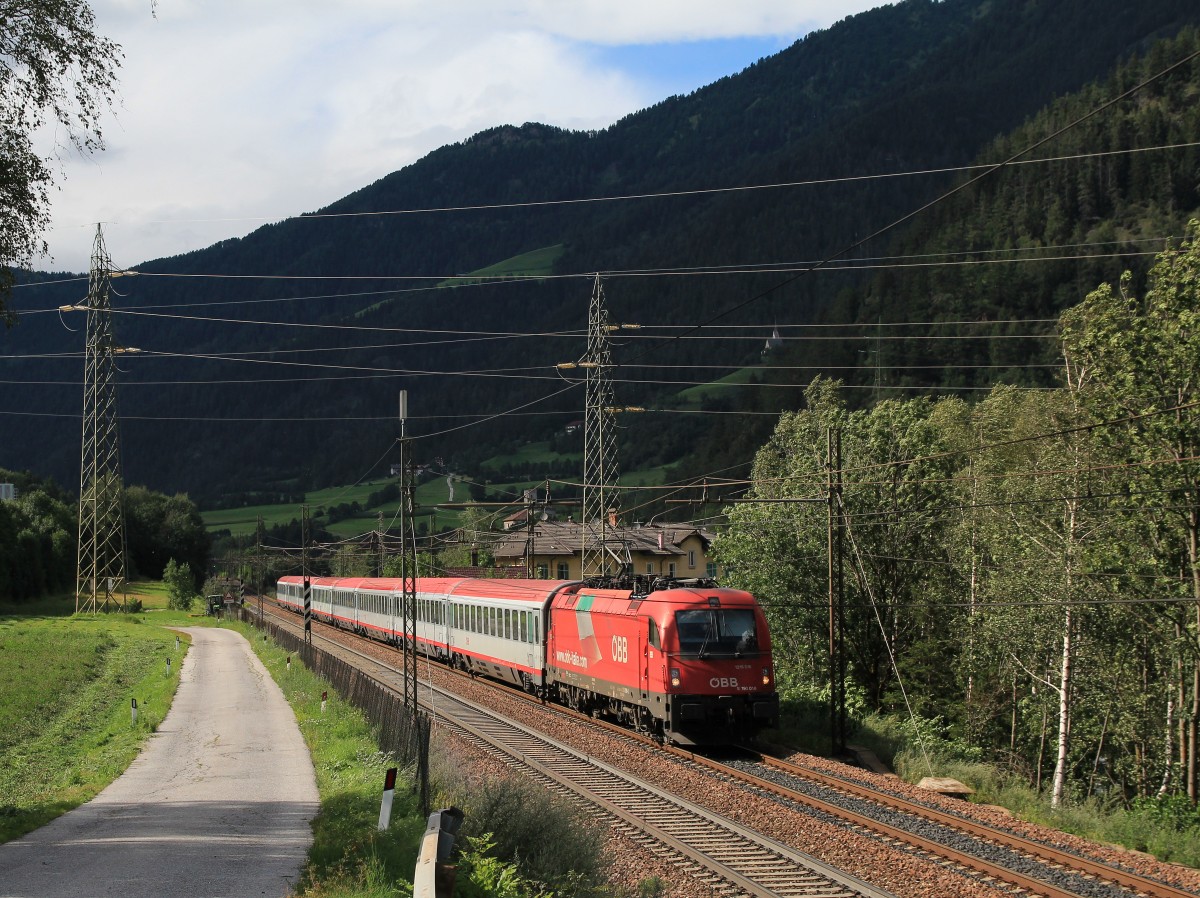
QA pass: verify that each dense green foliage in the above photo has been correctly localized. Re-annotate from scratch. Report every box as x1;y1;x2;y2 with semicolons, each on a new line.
0;469;76;601
4;1;1200;507
842;27;1200;391
124;485;212;582
0;469;211;604
717;229;1200;808
0;0;120;317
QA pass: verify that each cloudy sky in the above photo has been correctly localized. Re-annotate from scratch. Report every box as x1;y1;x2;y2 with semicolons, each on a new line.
41;0;884;273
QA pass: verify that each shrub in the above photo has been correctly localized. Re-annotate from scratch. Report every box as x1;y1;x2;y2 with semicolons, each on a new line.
433;751;606;894
162;559;197;611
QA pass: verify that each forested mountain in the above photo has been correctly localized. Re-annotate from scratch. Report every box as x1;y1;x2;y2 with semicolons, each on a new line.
4;0;1200;505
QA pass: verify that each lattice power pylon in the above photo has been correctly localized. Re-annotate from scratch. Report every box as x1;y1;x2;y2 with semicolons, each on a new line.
580;274;621;580
75;225;129;613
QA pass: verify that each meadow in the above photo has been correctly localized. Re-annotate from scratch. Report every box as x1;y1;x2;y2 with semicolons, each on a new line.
0;589;201;842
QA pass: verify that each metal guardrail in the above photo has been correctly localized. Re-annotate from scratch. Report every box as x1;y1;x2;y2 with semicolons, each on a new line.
414;807;464;898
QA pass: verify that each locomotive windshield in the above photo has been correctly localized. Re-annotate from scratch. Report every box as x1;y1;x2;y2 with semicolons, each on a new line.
674;608;759;657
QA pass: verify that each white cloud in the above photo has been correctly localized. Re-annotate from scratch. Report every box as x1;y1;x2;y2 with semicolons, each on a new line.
38;1;883;273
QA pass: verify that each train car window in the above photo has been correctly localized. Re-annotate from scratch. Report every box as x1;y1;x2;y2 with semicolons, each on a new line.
519;611;527;642
503;609;511;640
649;618;661;649
535;617;540;643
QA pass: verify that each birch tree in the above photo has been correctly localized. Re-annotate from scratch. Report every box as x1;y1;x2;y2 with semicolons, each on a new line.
1060;223;1200;801
1;0;120;313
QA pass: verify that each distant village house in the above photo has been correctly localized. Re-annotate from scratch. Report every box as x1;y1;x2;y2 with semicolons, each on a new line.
488;521;722;581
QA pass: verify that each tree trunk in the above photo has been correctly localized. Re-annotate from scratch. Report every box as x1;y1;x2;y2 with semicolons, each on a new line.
1037;706;1048;795
1159;696;1174;798
1051;606;1073;808
1189;651;1198;803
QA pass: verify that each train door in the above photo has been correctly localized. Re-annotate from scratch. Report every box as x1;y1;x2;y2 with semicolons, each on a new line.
440;597;451;658
639;634;649;698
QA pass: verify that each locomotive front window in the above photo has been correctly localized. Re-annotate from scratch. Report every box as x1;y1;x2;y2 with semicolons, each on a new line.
674;608;759;656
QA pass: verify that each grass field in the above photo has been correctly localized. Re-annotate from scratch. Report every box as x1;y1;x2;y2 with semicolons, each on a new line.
0;600;203;843
202;472;574;540
354;244;565;318
203;462;675;539
676;366;760;406
480;440;580;470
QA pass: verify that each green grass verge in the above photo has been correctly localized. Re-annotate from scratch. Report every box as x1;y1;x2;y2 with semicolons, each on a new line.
0;613;189;843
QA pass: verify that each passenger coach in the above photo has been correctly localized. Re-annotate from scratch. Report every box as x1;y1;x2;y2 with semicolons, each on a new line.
276;574;779;745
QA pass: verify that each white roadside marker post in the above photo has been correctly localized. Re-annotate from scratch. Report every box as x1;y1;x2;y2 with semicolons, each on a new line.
378;767;398;831
131;698;138;726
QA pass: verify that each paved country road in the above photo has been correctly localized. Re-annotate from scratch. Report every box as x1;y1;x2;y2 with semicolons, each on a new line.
0;627;319;898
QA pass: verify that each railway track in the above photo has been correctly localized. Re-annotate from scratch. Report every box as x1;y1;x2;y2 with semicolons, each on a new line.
716;752;1200;898
251;602;895;898
249;600;1200;898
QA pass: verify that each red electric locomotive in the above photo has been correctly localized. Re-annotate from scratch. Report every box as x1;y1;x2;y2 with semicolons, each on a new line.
545;580;778;745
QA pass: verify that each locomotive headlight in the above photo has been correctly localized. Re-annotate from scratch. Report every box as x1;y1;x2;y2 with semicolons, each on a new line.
761;667;771;685
670;668;681;687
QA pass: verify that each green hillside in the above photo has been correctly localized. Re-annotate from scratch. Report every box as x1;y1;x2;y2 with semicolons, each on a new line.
5;1;1200;509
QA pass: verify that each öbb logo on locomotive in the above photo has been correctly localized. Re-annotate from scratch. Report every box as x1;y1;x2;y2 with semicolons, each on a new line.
611;635;629;664
274;574;780;746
